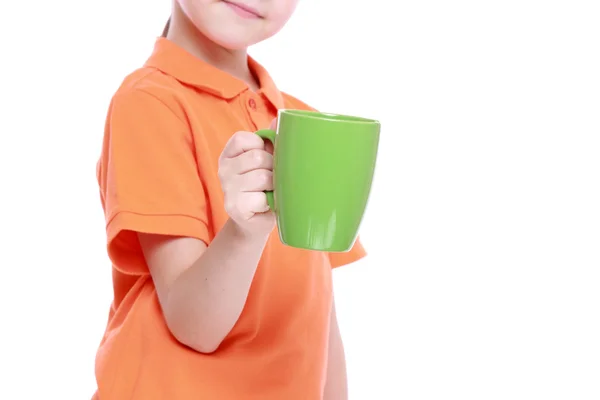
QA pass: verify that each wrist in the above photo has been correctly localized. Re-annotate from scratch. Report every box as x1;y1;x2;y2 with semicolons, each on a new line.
228;218;272;245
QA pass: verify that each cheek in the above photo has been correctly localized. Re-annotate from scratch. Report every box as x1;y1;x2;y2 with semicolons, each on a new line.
177;0;211;7
176;0;211;23
176;0;194;13
266;1;299;34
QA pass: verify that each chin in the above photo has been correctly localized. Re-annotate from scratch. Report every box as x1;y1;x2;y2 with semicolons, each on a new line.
204;26;274;50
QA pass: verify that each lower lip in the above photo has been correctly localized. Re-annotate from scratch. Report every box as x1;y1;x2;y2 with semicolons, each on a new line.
224;1;260;19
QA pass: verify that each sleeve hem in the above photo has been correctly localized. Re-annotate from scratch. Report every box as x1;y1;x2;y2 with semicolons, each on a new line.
107;211;211;244
106;211;211;276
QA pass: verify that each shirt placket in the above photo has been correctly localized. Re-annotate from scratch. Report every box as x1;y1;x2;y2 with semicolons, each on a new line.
244;92;271;130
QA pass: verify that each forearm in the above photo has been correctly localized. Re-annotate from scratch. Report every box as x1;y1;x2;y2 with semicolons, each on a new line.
165;218;269;353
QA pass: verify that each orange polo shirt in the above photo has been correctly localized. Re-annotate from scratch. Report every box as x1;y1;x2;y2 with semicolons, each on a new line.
93;38;366;399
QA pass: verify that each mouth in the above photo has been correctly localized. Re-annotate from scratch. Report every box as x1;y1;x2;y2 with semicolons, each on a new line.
222;0;263;19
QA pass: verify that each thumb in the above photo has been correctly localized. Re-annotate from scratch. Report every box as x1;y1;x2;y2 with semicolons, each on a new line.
263;118;277;155
269;117;277;131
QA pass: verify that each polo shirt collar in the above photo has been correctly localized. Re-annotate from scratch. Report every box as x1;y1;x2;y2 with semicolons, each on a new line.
144;38;285;109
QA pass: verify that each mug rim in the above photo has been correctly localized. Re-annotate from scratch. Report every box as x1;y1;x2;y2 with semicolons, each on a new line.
279;109;379;125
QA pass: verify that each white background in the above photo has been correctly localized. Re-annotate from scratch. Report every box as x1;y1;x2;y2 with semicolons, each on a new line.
1;0;599;399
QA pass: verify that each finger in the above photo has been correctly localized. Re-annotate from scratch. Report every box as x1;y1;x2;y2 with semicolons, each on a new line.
239;192;270;215
239;169;273;192
264;118;277;155
232;149;273;174
221;131;265;159
263;140;274;155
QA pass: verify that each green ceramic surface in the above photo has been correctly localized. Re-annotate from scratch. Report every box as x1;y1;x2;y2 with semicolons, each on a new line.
256;109;380;252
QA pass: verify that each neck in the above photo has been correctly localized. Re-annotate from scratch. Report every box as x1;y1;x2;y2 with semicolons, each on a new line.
166;5;260;91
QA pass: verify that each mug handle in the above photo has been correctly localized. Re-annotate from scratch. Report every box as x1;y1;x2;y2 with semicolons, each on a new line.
255;129;276;211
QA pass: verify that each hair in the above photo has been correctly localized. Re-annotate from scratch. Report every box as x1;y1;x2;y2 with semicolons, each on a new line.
161;18;171;37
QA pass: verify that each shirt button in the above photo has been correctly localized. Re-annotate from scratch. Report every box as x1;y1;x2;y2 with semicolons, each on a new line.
248;98;257;110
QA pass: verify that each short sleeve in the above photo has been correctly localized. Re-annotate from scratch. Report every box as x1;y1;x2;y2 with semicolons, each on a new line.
99;88;210;275
328;237;367;268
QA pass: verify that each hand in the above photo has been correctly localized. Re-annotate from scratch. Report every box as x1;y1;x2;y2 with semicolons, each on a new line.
218;120;276;236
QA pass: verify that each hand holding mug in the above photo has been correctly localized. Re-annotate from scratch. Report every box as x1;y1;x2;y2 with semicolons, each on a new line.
218;118;277;235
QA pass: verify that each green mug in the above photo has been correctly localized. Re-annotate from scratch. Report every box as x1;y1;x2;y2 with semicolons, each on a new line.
255;109;380;252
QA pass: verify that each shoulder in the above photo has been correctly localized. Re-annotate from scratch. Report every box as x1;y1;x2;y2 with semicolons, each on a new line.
281;92;318;112
108;67;188;123
102;67;196;152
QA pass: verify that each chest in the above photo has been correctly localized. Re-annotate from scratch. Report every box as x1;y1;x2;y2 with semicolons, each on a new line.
186;90;277;153
178;89;279;229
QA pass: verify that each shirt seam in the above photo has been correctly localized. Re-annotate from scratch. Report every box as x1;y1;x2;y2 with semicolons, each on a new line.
128;74;189;128
132;85;187;126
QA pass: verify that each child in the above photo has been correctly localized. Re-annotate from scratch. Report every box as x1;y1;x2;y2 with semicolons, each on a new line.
94;1;366;398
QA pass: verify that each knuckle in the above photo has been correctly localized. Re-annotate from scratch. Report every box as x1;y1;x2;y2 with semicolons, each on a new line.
221;180;233;194
249;171;271;189
251;150;265;165
231;131;246;140
233;131;251;143
227;132;243;148
217;166;228;182
220;174;235;193
224;198;238;215
259;170;272;184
